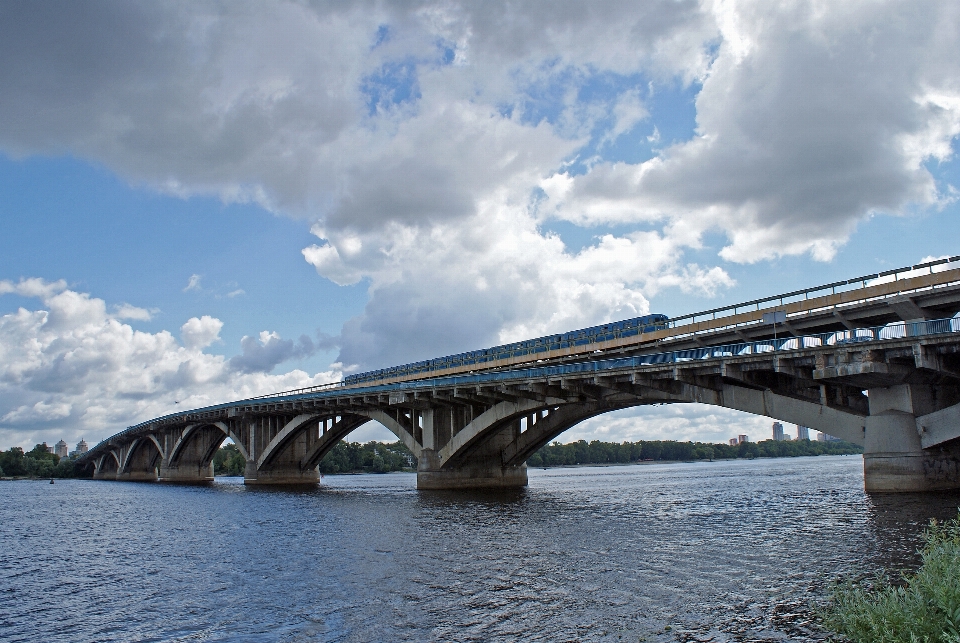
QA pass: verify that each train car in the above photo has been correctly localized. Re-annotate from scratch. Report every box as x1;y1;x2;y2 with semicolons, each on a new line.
342;313;669;386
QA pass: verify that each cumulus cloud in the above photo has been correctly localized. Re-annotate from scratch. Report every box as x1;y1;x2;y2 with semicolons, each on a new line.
111;303;155;321
180;315;223;350
307;201;733;370
0;281;338;449
540;1;960;263
0;1;957;398
229;331;316;374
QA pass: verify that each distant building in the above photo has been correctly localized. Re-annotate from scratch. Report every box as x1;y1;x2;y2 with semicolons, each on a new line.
738;434;749;444
77;439;88;454
729;438;739;446
817;432;842;442
54;440;69;459
796;425;810;441
772;422;784;441
45;443;54;454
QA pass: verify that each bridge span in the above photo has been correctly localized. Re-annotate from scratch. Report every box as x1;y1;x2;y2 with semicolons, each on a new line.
79;259;960;492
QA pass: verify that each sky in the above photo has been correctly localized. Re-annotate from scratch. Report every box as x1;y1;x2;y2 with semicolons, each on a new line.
1;0;959;451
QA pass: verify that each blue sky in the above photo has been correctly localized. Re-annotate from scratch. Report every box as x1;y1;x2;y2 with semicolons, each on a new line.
1;1;958;450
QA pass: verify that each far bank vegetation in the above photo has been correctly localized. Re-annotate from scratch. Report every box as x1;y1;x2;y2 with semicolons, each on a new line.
210;437;862;476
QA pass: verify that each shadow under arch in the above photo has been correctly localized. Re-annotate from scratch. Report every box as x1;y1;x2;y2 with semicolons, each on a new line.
118;435;165;481
161;422;231;483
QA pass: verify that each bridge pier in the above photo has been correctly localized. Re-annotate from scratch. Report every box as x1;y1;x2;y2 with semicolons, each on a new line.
863;384;960;492
116;470;158;482
244;460;320;485
158;461;214;483
417;449;528;490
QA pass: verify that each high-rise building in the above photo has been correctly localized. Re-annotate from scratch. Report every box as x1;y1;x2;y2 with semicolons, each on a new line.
796;425;810;440
772;422;784;441
54;440;68;459
45;443;54;454
738;434;749;444
76;439;88;454
729;438;739;446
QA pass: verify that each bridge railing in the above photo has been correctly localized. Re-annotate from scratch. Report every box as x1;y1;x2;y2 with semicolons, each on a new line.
666;255;960;329
307;257;960;392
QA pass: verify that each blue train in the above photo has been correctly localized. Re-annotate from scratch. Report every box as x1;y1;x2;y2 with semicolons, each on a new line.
342;313;670;386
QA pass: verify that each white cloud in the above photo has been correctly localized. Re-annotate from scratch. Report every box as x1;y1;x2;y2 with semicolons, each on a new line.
0;1;957;447
183;274;203;292
229;331;316;374
180;315;224;350
313;198;733;370
111;303;155;321
0;281;338;449
540;0;960;263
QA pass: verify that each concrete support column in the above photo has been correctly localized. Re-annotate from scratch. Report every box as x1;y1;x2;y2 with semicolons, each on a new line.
864;384;960;492
116;471;158;482
416;420;528;490
158;460;214;483
243;418;320;485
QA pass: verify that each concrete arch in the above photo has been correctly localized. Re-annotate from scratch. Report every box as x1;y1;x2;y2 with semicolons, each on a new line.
501;401;639;467
258;410;423;473
299;415;373;471
257;413;325;470
146;434;166;460
119;436;163;475
438;398;544;468
94;450;121;478
161;423;229;483
210;421;250;461
168;423;230;468
357;410;420;457
168;424;200;465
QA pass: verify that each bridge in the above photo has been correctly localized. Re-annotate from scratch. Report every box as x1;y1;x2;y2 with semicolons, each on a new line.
79;258;960;492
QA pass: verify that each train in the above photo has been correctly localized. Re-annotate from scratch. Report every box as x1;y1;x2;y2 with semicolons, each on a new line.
342;313;670;386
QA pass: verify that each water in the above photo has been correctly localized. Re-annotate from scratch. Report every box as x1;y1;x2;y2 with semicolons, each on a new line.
2;456;959;642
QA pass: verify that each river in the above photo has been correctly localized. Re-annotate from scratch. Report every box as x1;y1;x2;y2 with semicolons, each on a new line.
2;455;959;642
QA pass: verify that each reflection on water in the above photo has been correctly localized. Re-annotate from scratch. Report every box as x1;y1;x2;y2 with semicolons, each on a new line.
2;456;958;642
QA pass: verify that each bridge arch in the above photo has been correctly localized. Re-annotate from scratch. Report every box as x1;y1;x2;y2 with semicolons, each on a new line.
257;414;326;470
438;398;544;468
118;436;164;480
500;401;637;467
253;410;421;480
94;450;121;479
160;422;230;483
437;381;870;475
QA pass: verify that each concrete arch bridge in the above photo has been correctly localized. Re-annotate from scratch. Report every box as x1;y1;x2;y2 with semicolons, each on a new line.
80;260;960;493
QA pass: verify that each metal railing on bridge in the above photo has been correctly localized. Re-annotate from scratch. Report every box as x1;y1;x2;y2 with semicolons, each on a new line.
666;255;960;328
253;256;960;398
261;317;960;395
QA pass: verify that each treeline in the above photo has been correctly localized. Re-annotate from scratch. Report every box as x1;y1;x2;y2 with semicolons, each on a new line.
0;444;90;479
318;441;416;474
527;438;863;467
212;440;418;476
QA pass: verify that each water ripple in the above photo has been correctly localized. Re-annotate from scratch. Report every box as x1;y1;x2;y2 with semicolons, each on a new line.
2;456;959;642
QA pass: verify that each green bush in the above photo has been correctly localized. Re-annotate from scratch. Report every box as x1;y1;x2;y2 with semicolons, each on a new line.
823;511;960;642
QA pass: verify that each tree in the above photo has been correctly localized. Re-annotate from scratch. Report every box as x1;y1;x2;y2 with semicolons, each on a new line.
0;448;25;477
213;443;246;476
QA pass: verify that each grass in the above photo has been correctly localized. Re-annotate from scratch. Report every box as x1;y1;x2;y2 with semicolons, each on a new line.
823;510;960;642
